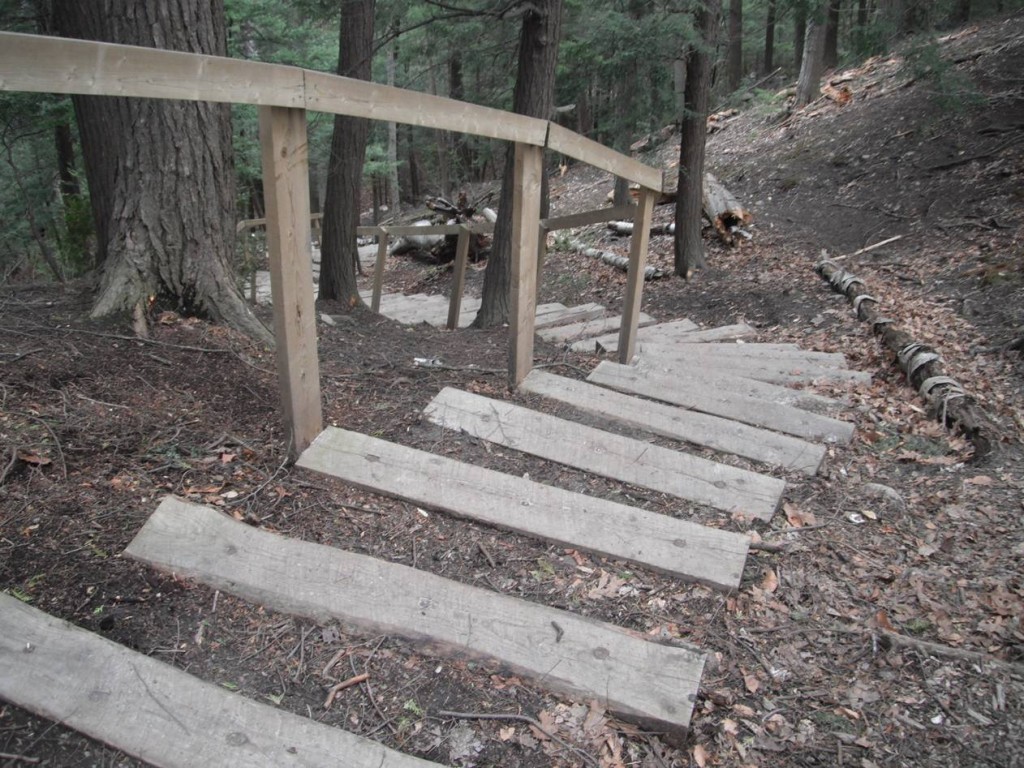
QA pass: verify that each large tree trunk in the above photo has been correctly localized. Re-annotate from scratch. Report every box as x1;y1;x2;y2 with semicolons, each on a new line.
824;0;842;70
319;0;375;307
673;0;721;279
763;0;776;74
796;6;828;106
794;3;808;70
474;0;563;329
727;0;743;91
52;0;268;342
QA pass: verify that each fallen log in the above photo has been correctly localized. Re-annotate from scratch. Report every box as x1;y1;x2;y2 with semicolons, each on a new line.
568;239;669;280
816;259;999;460
607;221;675;236
646;171;752;245
702;173;751;245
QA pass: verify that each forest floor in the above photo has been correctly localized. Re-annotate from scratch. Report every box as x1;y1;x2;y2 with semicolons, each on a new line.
2;11;1023;768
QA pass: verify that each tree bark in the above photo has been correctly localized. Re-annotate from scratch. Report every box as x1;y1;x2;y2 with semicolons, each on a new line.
474;0;563;329
796;6;828;106
673;0;721;279
949;0;971;24
51;0;269;342
824;0;842;70
727;0;743;91
794;3;808;70
763;0;776;74
386;24;401;217
319;0;375;307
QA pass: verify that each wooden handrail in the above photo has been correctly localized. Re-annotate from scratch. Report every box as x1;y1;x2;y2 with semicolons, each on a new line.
0;30;665;452
0;31;660;188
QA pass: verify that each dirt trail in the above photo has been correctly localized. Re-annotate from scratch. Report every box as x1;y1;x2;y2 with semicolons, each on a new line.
2;13;1023;768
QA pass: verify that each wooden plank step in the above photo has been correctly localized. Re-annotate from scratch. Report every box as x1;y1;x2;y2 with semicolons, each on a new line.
632;360;843;413
534;302;605;329
423;387;784;521
574;321;754;353
589;362;855;444
538;312;657;344
0;593;437;768
568;318;697;353
298;428;749;589
636;344;872;384
520;370;825;476
126;498;707;740
650;343;848;367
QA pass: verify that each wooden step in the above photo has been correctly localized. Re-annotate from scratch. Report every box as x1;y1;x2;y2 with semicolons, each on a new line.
589;361;855;444
520;370;826;476
635;344;871;384
533;302;603;329
648;343;848;367
538;312;657;344
0;593;437;768
423;387;784;521
630;360;843;413
298;427;749;589
126;498;706;740
574;321;755;353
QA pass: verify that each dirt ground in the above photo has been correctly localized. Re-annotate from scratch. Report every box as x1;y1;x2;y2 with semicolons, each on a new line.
2;13;1023;768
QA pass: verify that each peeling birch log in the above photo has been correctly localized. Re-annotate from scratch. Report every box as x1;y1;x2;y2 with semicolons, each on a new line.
816;259;998;459
607;221;676;236
568;239;668;280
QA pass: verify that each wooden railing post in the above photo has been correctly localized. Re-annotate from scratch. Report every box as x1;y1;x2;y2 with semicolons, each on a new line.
259;105;323;459
618;187;657;364
446;225;471;330
371;228;389;313
509;142;544;388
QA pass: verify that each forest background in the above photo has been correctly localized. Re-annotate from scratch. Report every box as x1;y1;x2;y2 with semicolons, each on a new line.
1;0;1017;301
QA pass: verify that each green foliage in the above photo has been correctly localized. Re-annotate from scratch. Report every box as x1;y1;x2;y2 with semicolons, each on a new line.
906;39;984;113
0;91;94;281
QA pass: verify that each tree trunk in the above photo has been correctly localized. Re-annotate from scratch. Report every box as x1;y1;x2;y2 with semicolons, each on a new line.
949;0;970;24
794;3;808;70
386;25;401;217
727;0;743;91
673;0;721;279
796;7;828;107
763;0;776;74
474;0;563;329
449;51;476;188
54;123;79;198
51;0;268;341
824;0;842;70
319;0;375;307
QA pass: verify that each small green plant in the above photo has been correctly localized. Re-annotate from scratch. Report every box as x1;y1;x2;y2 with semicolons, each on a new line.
403;699;424;717
904;617;932;635
906;40;984;113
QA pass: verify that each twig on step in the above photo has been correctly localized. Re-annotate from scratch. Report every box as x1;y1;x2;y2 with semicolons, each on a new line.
323;673;370;709
437;710;600;768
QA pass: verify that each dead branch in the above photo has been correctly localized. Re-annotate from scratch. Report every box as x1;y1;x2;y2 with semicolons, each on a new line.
826;625;1024;673
323;672;370;709
436;710;599;768
816;260;999;459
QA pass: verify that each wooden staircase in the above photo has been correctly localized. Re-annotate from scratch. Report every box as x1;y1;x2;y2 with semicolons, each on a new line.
0;310;867;766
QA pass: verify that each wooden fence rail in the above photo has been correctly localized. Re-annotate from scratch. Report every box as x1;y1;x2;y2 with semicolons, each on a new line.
0;30;664;457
